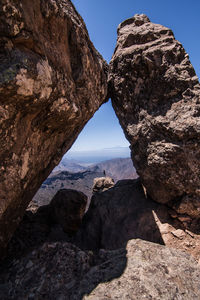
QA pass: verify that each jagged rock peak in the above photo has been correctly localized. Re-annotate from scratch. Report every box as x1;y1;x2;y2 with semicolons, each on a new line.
0;0;108;256
109;14;200;220
118;14;150;31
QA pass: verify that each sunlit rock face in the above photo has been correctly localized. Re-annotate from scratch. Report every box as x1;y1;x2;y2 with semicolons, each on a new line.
0;0;108;255
109;14;200;217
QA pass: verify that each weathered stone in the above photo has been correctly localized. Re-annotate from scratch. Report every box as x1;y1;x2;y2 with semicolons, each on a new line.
1;239;200;299
92;176;114;194
49;189;87;234
0;0;107;254
109;15;200;216
171;229;186;239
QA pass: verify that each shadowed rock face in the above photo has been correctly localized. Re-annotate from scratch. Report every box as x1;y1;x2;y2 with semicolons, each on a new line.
1;239;200;299
49;189;87;234
75;179;164;250
109;14;200;216
0;0;107;255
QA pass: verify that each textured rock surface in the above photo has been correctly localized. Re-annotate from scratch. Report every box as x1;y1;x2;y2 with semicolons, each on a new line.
0;239;200;299
0;0;107;254
82;239;200;300
92;176;115;193
0;242;95;299
109;15;200;216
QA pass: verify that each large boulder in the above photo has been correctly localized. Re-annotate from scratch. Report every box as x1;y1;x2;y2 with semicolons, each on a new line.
49;189;87;234
109;14;200;217
0;0;107;255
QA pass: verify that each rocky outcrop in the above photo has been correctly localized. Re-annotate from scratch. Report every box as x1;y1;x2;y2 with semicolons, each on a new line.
0;0;107;254
0;241;94;299
76;179;164;250
109;14;200;217
31;188;87;236
81;239;200;300
4;179;200;262
92;176;115;193
76;178;200;260
48;189;87;234
1;239;200;299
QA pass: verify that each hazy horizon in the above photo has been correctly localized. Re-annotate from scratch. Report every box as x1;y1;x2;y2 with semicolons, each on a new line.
64;146;131;163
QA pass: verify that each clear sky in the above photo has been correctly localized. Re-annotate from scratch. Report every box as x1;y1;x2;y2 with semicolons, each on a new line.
70;0;200;151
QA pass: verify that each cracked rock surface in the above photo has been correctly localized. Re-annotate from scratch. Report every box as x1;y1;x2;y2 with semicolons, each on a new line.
109;14;200;219
0;0;108;255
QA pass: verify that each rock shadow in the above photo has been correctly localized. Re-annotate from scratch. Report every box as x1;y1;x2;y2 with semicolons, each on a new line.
1;178;200;299
74;178;164;250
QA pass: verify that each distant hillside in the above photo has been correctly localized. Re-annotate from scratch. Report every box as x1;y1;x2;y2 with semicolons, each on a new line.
31;157;138;209
95;157;137;182
53;157;138;181
53;160;88;173
32;168;104;208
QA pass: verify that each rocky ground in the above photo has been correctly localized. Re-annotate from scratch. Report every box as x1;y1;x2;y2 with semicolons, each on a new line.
0;178;200;299
0;239;200;299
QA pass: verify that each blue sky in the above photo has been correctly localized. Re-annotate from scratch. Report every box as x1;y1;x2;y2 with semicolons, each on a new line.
70;0;200;151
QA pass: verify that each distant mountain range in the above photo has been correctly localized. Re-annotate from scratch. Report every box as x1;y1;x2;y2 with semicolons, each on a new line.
96;157;136;182
63;146;131;163
32;157;138;208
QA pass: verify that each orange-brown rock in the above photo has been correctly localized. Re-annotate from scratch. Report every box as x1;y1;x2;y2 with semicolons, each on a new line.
0;0;107;256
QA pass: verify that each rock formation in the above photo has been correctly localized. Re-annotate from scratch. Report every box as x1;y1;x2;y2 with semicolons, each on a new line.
48;189;87;234
76;179;164;250
109;14;200;219
81;239;200;300
75;178;200;259
92;176;115;194
1;4;200;298
0;0;107;254
30;188;87;236
5;179;200;262
1;239;200;299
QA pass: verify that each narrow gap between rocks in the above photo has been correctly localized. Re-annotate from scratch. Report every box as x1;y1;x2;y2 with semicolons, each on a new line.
31;99;136;210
